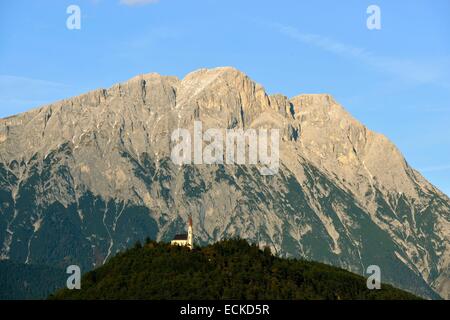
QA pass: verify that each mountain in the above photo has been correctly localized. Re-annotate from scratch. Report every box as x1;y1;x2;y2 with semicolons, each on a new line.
50;238;420;300
0;67;448;299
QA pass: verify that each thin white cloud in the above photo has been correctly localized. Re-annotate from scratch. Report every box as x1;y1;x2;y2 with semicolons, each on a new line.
125;26;181;49
274;24;450;88
420;164;450;173
0;75;72;118
119;0;159;6
0;75;68;89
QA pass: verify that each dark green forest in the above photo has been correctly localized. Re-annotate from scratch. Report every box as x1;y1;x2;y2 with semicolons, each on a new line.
0;260;66;300
51;239;420;300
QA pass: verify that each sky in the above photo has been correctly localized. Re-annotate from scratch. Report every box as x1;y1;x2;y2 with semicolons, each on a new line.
0;0;449;196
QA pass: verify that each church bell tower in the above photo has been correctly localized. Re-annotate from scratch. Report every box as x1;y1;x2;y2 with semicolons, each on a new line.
187;215;193;249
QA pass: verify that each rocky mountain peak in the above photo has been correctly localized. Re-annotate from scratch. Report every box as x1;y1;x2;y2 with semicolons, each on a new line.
0;67;448;299
175;67;270;128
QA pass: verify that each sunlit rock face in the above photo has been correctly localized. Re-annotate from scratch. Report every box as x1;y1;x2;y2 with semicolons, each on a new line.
0;67;448;299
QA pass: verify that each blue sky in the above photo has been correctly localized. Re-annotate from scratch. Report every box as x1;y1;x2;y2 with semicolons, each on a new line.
0;0;449;196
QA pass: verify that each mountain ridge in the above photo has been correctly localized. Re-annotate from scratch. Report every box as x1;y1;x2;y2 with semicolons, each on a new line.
0;67;448;299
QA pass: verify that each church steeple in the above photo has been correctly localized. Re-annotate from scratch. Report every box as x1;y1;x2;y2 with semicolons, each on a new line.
187;215;193;249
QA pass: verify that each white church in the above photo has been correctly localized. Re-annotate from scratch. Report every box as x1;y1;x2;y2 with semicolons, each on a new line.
171;215;193;249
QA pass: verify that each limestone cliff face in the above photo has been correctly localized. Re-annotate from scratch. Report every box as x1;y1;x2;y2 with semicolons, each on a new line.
0;67;448;299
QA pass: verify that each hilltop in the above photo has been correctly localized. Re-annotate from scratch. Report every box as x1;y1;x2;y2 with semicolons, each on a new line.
50;239;420;300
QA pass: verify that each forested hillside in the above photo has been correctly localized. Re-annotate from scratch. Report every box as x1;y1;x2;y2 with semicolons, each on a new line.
51;239;420;300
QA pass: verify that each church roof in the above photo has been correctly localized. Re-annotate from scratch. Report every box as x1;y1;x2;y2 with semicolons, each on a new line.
173;234;188;241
